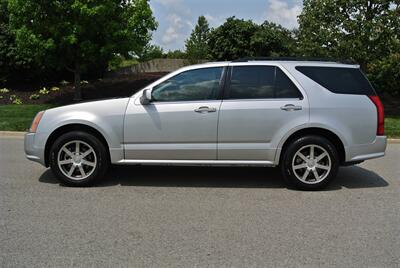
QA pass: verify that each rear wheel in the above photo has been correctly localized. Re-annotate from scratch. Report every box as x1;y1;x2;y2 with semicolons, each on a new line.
281;135;339;190
49;131;109;186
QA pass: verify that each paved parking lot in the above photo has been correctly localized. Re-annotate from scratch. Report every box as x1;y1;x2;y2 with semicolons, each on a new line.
1;136;400;267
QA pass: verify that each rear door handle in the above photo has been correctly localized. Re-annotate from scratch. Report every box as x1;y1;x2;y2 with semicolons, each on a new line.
194;106;217;113
281;104;302;111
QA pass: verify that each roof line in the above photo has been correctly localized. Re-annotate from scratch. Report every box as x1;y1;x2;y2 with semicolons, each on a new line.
232;57;356;64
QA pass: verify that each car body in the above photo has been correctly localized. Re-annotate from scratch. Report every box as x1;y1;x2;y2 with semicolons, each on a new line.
25;59;387;190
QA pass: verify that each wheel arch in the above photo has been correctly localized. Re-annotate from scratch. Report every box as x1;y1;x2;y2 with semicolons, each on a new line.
276;127;346;165
44;124;110;167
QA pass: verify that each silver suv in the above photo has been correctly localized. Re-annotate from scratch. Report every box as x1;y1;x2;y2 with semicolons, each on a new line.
25;59;387;190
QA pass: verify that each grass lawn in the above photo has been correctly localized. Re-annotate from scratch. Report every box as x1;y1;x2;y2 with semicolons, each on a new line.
0;104;53;131
0;104;400;138
385;116;400;138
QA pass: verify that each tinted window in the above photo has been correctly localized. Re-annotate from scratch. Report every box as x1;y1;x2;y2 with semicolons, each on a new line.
296;66;375;95
275;68;302;98
228;66;302;99
152;67;223;102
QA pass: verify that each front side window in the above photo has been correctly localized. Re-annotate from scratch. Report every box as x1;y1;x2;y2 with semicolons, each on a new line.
152;67;223;102
228;66;302;99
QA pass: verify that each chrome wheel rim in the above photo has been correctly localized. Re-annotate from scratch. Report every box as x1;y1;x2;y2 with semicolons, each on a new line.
292;145;331;184
57;140;97;181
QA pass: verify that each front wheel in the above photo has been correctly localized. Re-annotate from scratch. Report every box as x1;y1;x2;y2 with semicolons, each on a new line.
280;135;339;190
49;131;109;187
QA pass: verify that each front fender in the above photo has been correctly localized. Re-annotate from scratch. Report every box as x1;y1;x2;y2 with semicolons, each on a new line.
35;98;129;163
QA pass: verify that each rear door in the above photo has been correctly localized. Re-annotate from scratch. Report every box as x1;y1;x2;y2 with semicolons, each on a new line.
217;64;309;161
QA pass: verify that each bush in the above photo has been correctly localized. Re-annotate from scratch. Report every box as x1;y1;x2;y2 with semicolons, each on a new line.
12;98;23;105
9;94;22;104
60;80;70;86
368;53;400;96
0;88;10;93
39;87;50;95
138;44;164;62
29;94;40;100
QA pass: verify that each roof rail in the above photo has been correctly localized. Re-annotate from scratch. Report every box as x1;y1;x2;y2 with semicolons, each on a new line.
232;57;355;64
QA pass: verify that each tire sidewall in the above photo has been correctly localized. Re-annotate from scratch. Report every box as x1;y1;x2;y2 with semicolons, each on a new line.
281;135;339;190
49;131;108;186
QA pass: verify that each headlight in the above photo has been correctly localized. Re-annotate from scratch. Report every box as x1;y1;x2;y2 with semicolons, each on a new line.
29;111;45;133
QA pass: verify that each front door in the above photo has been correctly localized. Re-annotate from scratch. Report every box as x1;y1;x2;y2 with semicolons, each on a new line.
124;67;225;160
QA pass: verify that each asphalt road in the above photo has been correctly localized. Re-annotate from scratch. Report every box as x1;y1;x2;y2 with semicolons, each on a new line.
1;136;400;267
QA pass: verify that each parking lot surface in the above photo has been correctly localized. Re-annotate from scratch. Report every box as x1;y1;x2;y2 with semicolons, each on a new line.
1;136;400;267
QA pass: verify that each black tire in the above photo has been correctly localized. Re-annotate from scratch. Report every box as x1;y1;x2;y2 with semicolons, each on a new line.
280;135;339;190
49;131;109;187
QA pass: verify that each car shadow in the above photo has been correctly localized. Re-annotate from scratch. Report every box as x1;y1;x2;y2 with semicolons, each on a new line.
39;165;389;190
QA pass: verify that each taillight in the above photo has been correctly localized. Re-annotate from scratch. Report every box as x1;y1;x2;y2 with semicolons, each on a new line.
368;96;384;136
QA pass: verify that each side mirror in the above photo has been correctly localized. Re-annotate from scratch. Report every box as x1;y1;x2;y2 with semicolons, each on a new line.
140;89;152;105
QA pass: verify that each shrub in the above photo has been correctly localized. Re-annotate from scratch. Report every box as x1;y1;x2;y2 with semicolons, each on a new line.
9;95;22;104
368;53;400;96
60;80;70;86
0;88;10;94
12;98;23;105
29;94;40;100
39;87;50;95
51;86;60;92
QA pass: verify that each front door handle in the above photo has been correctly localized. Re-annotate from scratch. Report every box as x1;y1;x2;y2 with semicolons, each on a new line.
281;104;302;111
194;106;217;113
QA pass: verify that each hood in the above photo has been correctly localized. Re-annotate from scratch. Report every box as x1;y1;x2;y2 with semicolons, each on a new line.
45;97;131;114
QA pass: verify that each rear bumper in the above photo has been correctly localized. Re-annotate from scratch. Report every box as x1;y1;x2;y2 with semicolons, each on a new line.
345;136;387;162
24;132;46;166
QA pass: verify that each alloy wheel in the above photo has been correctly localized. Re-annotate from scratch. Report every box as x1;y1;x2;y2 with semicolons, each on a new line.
291;144;331;184
57;140;97;180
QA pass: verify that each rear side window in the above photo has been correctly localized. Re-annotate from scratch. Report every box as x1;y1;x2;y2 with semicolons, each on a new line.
228;66;302;99
296;66;375;95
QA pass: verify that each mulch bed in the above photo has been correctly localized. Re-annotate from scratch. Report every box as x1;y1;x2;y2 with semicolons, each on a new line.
0;72;166;106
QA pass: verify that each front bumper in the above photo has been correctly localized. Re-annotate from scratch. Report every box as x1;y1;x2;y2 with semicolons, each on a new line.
24;132;46;166
345;136;387;162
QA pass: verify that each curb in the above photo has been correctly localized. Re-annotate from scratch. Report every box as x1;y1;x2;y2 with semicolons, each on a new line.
0;131;399;143
0;131;26;137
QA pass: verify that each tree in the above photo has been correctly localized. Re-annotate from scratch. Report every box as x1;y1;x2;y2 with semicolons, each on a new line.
208;17;259;61
0;0;34;84
138;44;164;62
250;21;296;57
0;0;14;83
8;0;157;100
185;16;210;63
368;53;400;95
164;50;187;59
298;0;399;71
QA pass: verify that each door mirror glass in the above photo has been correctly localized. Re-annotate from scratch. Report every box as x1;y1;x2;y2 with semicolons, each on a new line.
140;89;152;105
